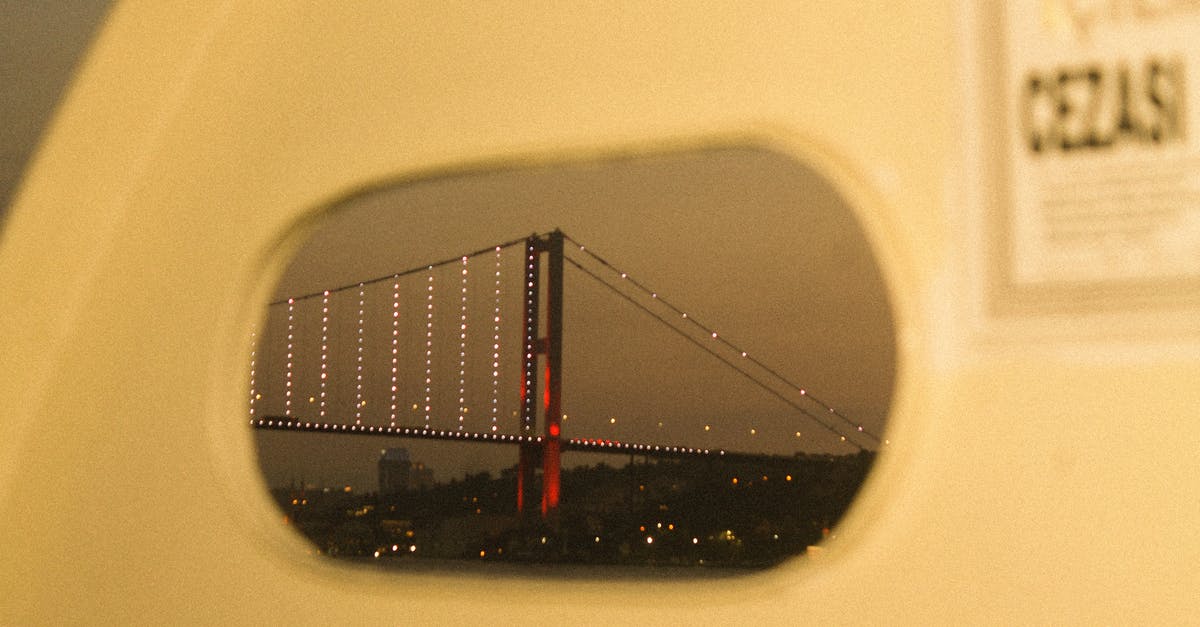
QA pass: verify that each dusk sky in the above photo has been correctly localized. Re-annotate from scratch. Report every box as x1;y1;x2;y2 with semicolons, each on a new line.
251;147;895;489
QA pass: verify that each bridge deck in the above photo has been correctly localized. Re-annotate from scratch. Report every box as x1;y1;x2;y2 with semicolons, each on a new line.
252;417;796;463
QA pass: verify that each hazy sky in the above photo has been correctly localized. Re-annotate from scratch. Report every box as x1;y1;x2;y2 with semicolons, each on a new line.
252;147;896;490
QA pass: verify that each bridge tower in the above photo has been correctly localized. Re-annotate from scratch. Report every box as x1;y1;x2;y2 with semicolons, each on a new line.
517;230;564;519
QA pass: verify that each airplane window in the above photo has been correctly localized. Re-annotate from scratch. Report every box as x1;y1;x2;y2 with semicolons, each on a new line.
249;146;894;572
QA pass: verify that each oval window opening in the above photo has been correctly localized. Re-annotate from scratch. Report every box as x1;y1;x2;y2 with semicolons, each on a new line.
248;146;895;573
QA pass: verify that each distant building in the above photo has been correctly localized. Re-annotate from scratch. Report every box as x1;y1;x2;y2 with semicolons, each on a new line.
378;448;433;494
379;448;411;495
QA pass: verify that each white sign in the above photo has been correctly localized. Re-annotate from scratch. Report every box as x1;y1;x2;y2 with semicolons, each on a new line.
1001;1;1200;294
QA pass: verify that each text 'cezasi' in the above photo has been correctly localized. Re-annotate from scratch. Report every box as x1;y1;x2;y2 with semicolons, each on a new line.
1023;56;1186;154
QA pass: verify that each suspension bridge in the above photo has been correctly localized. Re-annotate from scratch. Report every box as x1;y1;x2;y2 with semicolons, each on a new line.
249;230;883;519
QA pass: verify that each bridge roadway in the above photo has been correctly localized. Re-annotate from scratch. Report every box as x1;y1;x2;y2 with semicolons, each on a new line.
252;416;795;463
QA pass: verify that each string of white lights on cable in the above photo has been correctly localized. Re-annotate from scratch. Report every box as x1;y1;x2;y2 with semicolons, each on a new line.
354;283;365;425
521;241;538;435
563;255;877;448
490;245;503;433
260;237;536;430
389;277;400;427
561;255;863;451
456;256;469;431
423;268;434;428
561;233;882;448
262;237;536;426
285;298;295;418
267;235;532;306
248;334;257;418
320;291;330;420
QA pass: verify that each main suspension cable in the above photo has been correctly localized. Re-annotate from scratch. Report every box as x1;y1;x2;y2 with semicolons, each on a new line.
562;233;882;446
563;253;869;451
269;233;538;306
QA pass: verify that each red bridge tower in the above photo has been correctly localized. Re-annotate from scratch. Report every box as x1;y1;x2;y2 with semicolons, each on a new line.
517;230;564;519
